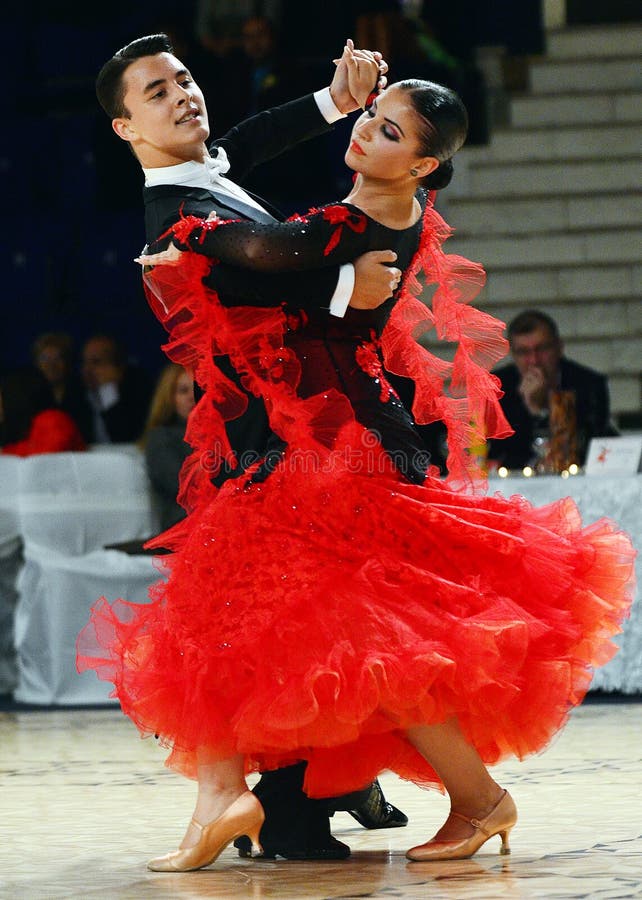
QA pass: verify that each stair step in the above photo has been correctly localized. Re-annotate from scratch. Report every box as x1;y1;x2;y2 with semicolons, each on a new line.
447;227;640;269
546;23;642;60
511;90;642;126
460;123;641;163
608;375;641;413
467;158;641;197
500;300;639;338
429;22;642;420
530;57;642;94
447;192;641;236
477;263;639;304
473;299;641;340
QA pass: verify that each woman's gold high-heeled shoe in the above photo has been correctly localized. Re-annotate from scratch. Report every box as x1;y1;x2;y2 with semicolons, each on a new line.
147;791;264;872
406;789;517;862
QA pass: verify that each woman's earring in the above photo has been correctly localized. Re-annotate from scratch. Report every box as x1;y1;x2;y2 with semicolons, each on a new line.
410;168;418;177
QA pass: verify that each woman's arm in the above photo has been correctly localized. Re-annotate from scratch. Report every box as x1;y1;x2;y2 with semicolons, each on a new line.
138;204;374;272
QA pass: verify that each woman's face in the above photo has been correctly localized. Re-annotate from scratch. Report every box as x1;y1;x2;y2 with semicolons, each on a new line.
175;369;195;421
345;86;433;182
35;344;69;387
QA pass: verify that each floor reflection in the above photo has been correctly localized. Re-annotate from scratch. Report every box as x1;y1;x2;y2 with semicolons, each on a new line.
1;702;641;898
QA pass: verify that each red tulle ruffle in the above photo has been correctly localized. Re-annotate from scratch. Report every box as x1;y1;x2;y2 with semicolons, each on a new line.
77;461;635;793
76;197;635;794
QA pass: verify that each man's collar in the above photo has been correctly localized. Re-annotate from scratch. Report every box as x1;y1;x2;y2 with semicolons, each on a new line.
143;147;231;188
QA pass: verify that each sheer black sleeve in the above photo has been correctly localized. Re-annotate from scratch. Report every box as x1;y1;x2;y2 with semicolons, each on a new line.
172;205;373;272
146;196;344;309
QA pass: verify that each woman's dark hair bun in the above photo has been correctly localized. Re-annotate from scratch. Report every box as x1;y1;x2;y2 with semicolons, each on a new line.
424;158;454;191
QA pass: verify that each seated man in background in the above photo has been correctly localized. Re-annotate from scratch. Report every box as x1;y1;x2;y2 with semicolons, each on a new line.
488;309;618;470
81;334;153;444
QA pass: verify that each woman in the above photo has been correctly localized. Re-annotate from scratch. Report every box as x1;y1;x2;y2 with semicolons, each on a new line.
30;331;93;442
1;368;86;456
78;67;635;871
139;363;195;531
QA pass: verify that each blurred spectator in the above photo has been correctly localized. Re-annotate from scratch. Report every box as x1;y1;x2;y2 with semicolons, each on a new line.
31;331;93;441
81;334;154;444
139;364;195;531
487;309;618;470
0;368;86;456
355;3;489;144
237;14;286;116
191;11;340;213
195;0;284;58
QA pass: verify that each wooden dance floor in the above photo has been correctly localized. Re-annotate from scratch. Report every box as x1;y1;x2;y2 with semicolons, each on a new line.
2;699;641;899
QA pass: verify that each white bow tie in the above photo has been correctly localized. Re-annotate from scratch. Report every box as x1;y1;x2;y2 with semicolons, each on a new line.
204;147;231;182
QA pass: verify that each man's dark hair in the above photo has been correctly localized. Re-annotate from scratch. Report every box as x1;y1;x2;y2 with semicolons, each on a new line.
508;309;560;344
84;333;128;368
96;33;174;119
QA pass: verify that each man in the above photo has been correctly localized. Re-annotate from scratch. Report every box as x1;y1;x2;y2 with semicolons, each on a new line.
488;309;618;470
81;333;153;444
95;32;406;860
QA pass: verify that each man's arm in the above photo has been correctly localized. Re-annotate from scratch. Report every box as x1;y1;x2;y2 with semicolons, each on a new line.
206;251;400;312
213;42;384;181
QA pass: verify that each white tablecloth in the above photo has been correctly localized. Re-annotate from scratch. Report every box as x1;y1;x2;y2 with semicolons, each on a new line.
488;473;642;693
14;547;159;705
0;456;24;693
0;449;161;705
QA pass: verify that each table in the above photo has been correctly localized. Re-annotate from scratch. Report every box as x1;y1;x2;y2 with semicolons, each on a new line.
488;473;642;693
0;449;161;705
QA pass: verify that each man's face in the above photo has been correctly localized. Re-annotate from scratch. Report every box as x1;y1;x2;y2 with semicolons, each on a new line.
511;325;563;386
113;52;209;167
82;338;123;391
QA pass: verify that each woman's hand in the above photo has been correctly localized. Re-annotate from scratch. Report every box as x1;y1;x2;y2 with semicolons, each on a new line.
134;243;184;267
330;38;387;113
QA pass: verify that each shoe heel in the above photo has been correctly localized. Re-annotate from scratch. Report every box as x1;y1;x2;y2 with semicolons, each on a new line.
246;814;264;857
499;827;512;855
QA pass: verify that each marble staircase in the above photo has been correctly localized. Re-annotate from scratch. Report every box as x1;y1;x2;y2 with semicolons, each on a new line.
438;21;642;422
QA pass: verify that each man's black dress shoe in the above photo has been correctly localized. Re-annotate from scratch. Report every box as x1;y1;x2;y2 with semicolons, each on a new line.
234;763;352;861
236;834;351;860
330;778;408;829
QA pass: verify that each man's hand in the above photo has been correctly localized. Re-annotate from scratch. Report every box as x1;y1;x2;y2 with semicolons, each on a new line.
135;244;184;267
330;38;388;114
350;250;401;309
518;367;549;415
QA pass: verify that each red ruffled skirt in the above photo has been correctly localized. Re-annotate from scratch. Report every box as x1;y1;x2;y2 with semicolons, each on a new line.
77;455;635;797
78;201;634;796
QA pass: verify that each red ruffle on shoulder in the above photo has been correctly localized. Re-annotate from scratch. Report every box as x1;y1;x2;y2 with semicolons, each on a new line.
77;198;635;795
382;197;513;490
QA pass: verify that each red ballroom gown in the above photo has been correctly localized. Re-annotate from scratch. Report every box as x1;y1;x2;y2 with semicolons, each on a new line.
77;192;635;797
